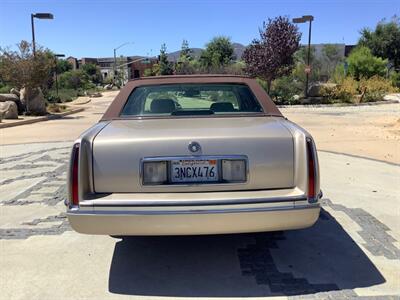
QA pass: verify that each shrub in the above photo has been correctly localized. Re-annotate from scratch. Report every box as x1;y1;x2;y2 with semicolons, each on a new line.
224;61;245;75
47;103;67;113
0;83;12;93
321;77;358;103
59;70;89;89
0;41;53;90
390;71;400;88
82;63;102;84
331;64;346;84
270;75;303;105
143;68;154;77
46;88;79;102
347;46;387;80
359;76;397;102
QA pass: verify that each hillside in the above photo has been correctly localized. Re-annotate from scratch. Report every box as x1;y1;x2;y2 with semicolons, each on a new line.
167;42;246;62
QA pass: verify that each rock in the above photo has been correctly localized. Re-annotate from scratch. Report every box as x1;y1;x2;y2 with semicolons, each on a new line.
0;93;19;102
10;88;20;98
383;93;400;102
293;95;300;101
0;93;25;114
0;101;18;119
20;87;47;115
104;84;113;90
89;92;102;98
308;83;337;97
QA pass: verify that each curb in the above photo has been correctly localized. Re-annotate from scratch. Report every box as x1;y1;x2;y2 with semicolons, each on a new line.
278;100;399;108
0;107;85;129
70;98;92;105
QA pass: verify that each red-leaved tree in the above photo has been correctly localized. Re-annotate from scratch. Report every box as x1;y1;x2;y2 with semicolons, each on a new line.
243;16;301;93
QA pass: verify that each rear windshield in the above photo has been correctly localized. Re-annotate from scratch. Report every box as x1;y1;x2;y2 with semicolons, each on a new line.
120;83;263;117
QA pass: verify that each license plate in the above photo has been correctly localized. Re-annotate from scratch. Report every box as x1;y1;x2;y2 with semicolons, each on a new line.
170;159;219;183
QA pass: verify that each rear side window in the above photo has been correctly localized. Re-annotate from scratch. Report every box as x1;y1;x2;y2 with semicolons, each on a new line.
120;83;263;117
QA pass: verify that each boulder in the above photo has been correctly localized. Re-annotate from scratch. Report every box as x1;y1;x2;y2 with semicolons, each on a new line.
10;88;20;98
20;87;47;115
383;93;400;102
0;101;18;119
19;88;28;105
0;93;19;102
308;83;337;97
0;93;25;114
89;92;102;98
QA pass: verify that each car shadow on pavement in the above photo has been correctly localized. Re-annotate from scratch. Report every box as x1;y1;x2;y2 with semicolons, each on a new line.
108;208;385;297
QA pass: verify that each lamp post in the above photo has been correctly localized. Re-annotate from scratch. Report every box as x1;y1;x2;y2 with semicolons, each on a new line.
54;54;65;98
31;13;54;56
113;42;133;83
293;15;314;98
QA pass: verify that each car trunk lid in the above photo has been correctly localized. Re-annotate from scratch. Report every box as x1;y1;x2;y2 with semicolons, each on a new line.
92;116;294;193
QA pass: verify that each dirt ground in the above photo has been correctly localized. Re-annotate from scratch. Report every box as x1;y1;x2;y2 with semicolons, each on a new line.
281;104;400;164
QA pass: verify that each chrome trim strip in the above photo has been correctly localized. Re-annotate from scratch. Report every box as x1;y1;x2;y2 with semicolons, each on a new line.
87;195;306;207
68;203;319;216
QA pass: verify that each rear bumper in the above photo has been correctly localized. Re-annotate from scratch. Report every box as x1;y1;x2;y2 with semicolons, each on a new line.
67;202;320;235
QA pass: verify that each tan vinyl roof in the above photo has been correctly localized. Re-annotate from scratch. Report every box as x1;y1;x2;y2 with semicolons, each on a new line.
101;75;282;120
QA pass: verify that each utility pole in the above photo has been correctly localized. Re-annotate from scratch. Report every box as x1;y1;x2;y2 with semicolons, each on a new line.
31;14;36;55
54;54;65;98
293;15;314;98
30;13;54;56
306;17;313;98
113;42;132;84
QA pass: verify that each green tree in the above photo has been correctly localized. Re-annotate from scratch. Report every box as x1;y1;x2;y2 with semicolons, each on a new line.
180;39;193;61
359;16;400;69
347;46;387;80
56;59;73;74
158;43;173;75
200;36;234;72
0;41;54;114
176;39;195;74
59;70;89;89
82;63;102;84
0;40;53;90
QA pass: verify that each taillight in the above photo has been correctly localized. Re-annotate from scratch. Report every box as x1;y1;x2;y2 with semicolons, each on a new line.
71;143;80;206
306;137;316;201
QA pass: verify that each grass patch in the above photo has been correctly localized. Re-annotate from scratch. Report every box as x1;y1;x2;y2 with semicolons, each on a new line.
47;103;68;114
0;84;12;94
46;88;83;103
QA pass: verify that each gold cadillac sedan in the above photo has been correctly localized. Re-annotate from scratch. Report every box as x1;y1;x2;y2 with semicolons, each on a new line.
66;75;322;235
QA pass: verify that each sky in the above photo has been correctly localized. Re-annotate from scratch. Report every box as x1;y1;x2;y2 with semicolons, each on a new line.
0;0;398;58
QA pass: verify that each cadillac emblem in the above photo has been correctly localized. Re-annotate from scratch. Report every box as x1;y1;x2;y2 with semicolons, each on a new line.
188;141;201;153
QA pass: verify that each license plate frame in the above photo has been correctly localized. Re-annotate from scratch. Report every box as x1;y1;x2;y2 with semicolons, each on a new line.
170;159;219;183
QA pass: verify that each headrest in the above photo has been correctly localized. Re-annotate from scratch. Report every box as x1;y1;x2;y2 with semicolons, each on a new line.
150;98;176;113
210;102;235;112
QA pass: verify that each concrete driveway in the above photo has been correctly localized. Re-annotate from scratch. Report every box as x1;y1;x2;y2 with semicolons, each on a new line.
0;141;399;299
0;96;399;299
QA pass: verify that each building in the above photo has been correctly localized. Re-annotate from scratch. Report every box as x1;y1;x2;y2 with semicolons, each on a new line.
78;57;131;83
303;44;356;60
66;56;79;70
67;55;157;83
128;56;158;79
98;57;129;81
